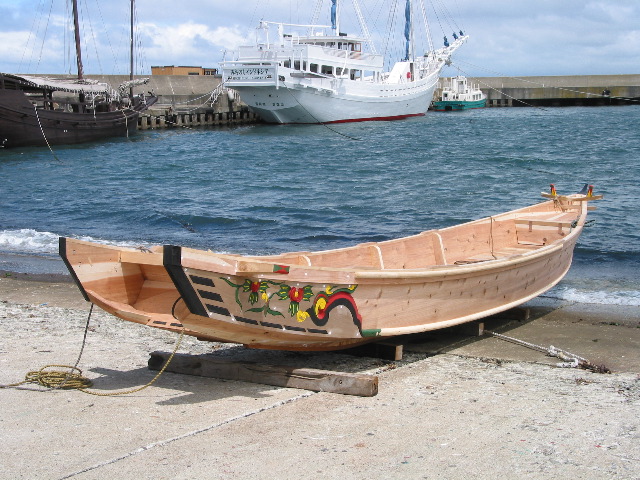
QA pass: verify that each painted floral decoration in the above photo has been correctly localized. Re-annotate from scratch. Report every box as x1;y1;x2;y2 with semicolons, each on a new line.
277;285;314;316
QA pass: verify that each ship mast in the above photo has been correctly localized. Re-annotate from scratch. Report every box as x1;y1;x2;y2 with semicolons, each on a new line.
129;0;134;98
72;0;84;81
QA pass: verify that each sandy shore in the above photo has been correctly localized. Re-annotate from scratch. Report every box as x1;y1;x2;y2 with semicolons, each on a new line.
1;274;639;479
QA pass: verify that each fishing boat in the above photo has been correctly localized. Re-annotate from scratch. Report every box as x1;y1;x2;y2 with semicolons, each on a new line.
0;0;156;148
221;0;467;124
60;185;602;351
432;75;486;111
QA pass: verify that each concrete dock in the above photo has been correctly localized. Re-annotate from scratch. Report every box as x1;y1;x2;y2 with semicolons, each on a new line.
87;73;640;128
1;275;639;479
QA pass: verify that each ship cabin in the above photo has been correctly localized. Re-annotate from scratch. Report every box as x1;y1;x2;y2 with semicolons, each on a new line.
234;23;385;83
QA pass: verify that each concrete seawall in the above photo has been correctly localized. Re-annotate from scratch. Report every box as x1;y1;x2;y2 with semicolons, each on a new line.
447;74;640;107
83;74;640;126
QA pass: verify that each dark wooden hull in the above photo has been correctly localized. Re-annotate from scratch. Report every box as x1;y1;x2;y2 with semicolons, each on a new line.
0;89;157;148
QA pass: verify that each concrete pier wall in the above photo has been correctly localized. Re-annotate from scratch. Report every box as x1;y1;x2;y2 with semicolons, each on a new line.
80;73;640;121
461;74;640;107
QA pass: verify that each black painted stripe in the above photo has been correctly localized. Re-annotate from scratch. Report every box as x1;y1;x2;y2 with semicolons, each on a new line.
206;304;231;316
190;275;215;287
58;237;90;302
260;321;283;329
198;289;223;302
284;325;306;332
163;245;208;317
236;316;259;325
307;328;329;335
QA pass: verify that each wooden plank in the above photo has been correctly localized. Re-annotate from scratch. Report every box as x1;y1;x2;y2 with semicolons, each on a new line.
514;219;573;228
119;250;164;265
148;351;379;397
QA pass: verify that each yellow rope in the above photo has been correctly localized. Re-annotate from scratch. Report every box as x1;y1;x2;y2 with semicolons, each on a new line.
2;328;185;396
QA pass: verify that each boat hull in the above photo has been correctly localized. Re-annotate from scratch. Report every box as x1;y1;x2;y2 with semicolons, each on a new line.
0;89;157;148
233;77;437;124
59;195;595;351
432;99;487;111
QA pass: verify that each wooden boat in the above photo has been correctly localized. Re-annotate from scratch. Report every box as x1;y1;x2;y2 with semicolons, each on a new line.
59;185;602;351
0;0;156;148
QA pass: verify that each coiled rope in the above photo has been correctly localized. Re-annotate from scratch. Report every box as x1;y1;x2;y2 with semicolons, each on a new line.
1;302;186;395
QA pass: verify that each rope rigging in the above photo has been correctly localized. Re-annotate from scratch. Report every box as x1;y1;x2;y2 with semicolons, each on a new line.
486;330;611;374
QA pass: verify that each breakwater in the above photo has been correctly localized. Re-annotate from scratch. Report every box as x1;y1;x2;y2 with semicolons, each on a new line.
469;74;640;107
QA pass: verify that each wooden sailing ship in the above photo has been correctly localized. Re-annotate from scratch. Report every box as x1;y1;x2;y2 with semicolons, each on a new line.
0;0;156;148
60;185;602;351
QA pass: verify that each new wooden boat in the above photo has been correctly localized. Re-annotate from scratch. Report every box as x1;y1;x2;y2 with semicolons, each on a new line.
59;186;602;351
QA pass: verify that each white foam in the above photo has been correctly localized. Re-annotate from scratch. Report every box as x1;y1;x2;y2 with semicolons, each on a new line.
0;229;147;255
546;287;640;307
0;229;60;254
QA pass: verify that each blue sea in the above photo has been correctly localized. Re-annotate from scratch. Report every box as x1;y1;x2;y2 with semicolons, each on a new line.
1;106;639;307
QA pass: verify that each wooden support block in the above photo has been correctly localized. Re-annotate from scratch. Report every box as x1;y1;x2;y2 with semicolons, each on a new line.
343;341;404;361
148;352;378;397
489;307;530;321
454;321;485;337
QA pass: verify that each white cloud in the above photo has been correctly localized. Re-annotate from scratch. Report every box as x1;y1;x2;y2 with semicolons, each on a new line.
0;0;638;76
139;22;248;65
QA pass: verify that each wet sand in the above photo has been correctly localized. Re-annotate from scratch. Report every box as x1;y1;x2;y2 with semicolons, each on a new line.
1;274;639;479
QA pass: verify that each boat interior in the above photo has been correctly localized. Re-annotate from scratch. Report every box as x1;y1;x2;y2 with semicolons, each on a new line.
255;200;583;270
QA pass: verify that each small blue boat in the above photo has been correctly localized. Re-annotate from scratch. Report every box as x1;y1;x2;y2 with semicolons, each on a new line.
432;75;486;111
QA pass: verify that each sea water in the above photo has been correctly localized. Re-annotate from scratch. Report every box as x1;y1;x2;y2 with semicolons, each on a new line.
1;106;639;307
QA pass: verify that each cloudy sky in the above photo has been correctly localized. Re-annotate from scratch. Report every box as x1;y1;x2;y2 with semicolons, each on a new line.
0;0;638;78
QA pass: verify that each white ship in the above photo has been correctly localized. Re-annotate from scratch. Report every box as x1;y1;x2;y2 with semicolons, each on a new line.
221;0;467;124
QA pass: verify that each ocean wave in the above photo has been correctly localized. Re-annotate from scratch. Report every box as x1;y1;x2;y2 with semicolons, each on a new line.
0;229;147;256
0;229;61;255
543;287;640;307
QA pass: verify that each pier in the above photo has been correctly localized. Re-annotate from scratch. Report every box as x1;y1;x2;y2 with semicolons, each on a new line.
71;74;261;128
88;74;640;126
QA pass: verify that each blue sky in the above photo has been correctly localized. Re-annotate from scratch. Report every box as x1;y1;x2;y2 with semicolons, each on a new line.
0;0;638;77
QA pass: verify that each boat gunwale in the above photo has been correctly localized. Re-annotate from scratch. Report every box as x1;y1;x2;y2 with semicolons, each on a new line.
62;197;589;281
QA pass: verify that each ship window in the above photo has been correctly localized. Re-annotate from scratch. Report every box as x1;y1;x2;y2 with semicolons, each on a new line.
321;65;333;75
283;60;291;68
310;63;318;73
294;60;301;70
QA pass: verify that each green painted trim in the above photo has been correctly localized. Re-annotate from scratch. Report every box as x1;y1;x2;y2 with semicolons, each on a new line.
432;99;487;111
361;329;382;337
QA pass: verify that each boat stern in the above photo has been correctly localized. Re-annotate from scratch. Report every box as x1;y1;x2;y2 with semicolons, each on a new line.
59;237;183;331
